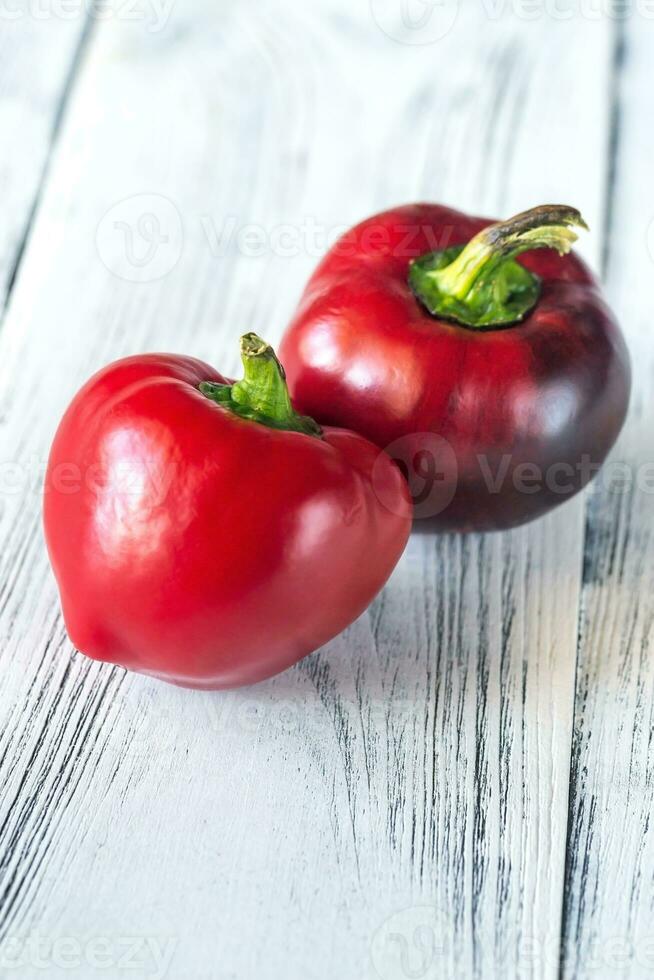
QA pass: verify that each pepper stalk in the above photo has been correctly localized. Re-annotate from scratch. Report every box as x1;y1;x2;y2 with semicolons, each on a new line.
199;333;323;437
409;204;588;329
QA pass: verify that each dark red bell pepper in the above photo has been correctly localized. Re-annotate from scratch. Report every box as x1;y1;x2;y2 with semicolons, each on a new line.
44;335;411;689
280;204;631;531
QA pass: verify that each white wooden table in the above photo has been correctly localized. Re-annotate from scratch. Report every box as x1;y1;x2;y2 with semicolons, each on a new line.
0;3;652;978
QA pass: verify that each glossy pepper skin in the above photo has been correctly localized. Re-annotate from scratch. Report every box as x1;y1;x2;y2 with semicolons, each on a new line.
44;336;411;689
280;203;631;532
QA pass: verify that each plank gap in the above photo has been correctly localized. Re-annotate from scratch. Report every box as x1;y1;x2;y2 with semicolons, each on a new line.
0;11;98;322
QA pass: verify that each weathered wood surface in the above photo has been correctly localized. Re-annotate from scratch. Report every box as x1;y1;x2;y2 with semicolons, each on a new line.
0;3;648;979
0;15;89;306
562;16;654;980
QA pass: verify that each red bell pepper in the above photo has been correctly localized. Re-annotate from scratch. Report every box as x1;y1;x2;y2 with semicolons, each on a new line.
280;203;631;531
44;335;411;689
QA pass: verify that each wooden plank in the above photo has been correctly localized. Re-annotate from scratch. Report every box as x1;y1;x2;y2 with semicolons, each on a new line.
0;4;613;978
0;16;90;308
562;19;654;979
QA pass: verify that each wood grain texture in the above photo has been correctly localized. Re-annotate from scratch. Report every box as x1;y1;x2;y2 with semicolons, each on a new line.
0;3;630;979
0;15;90;309
562;18;654;980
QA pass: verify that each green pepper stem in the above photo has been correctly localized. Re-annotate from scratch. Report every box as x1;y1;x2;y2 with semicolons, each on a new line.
199;333;322;438
409;204;589;329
